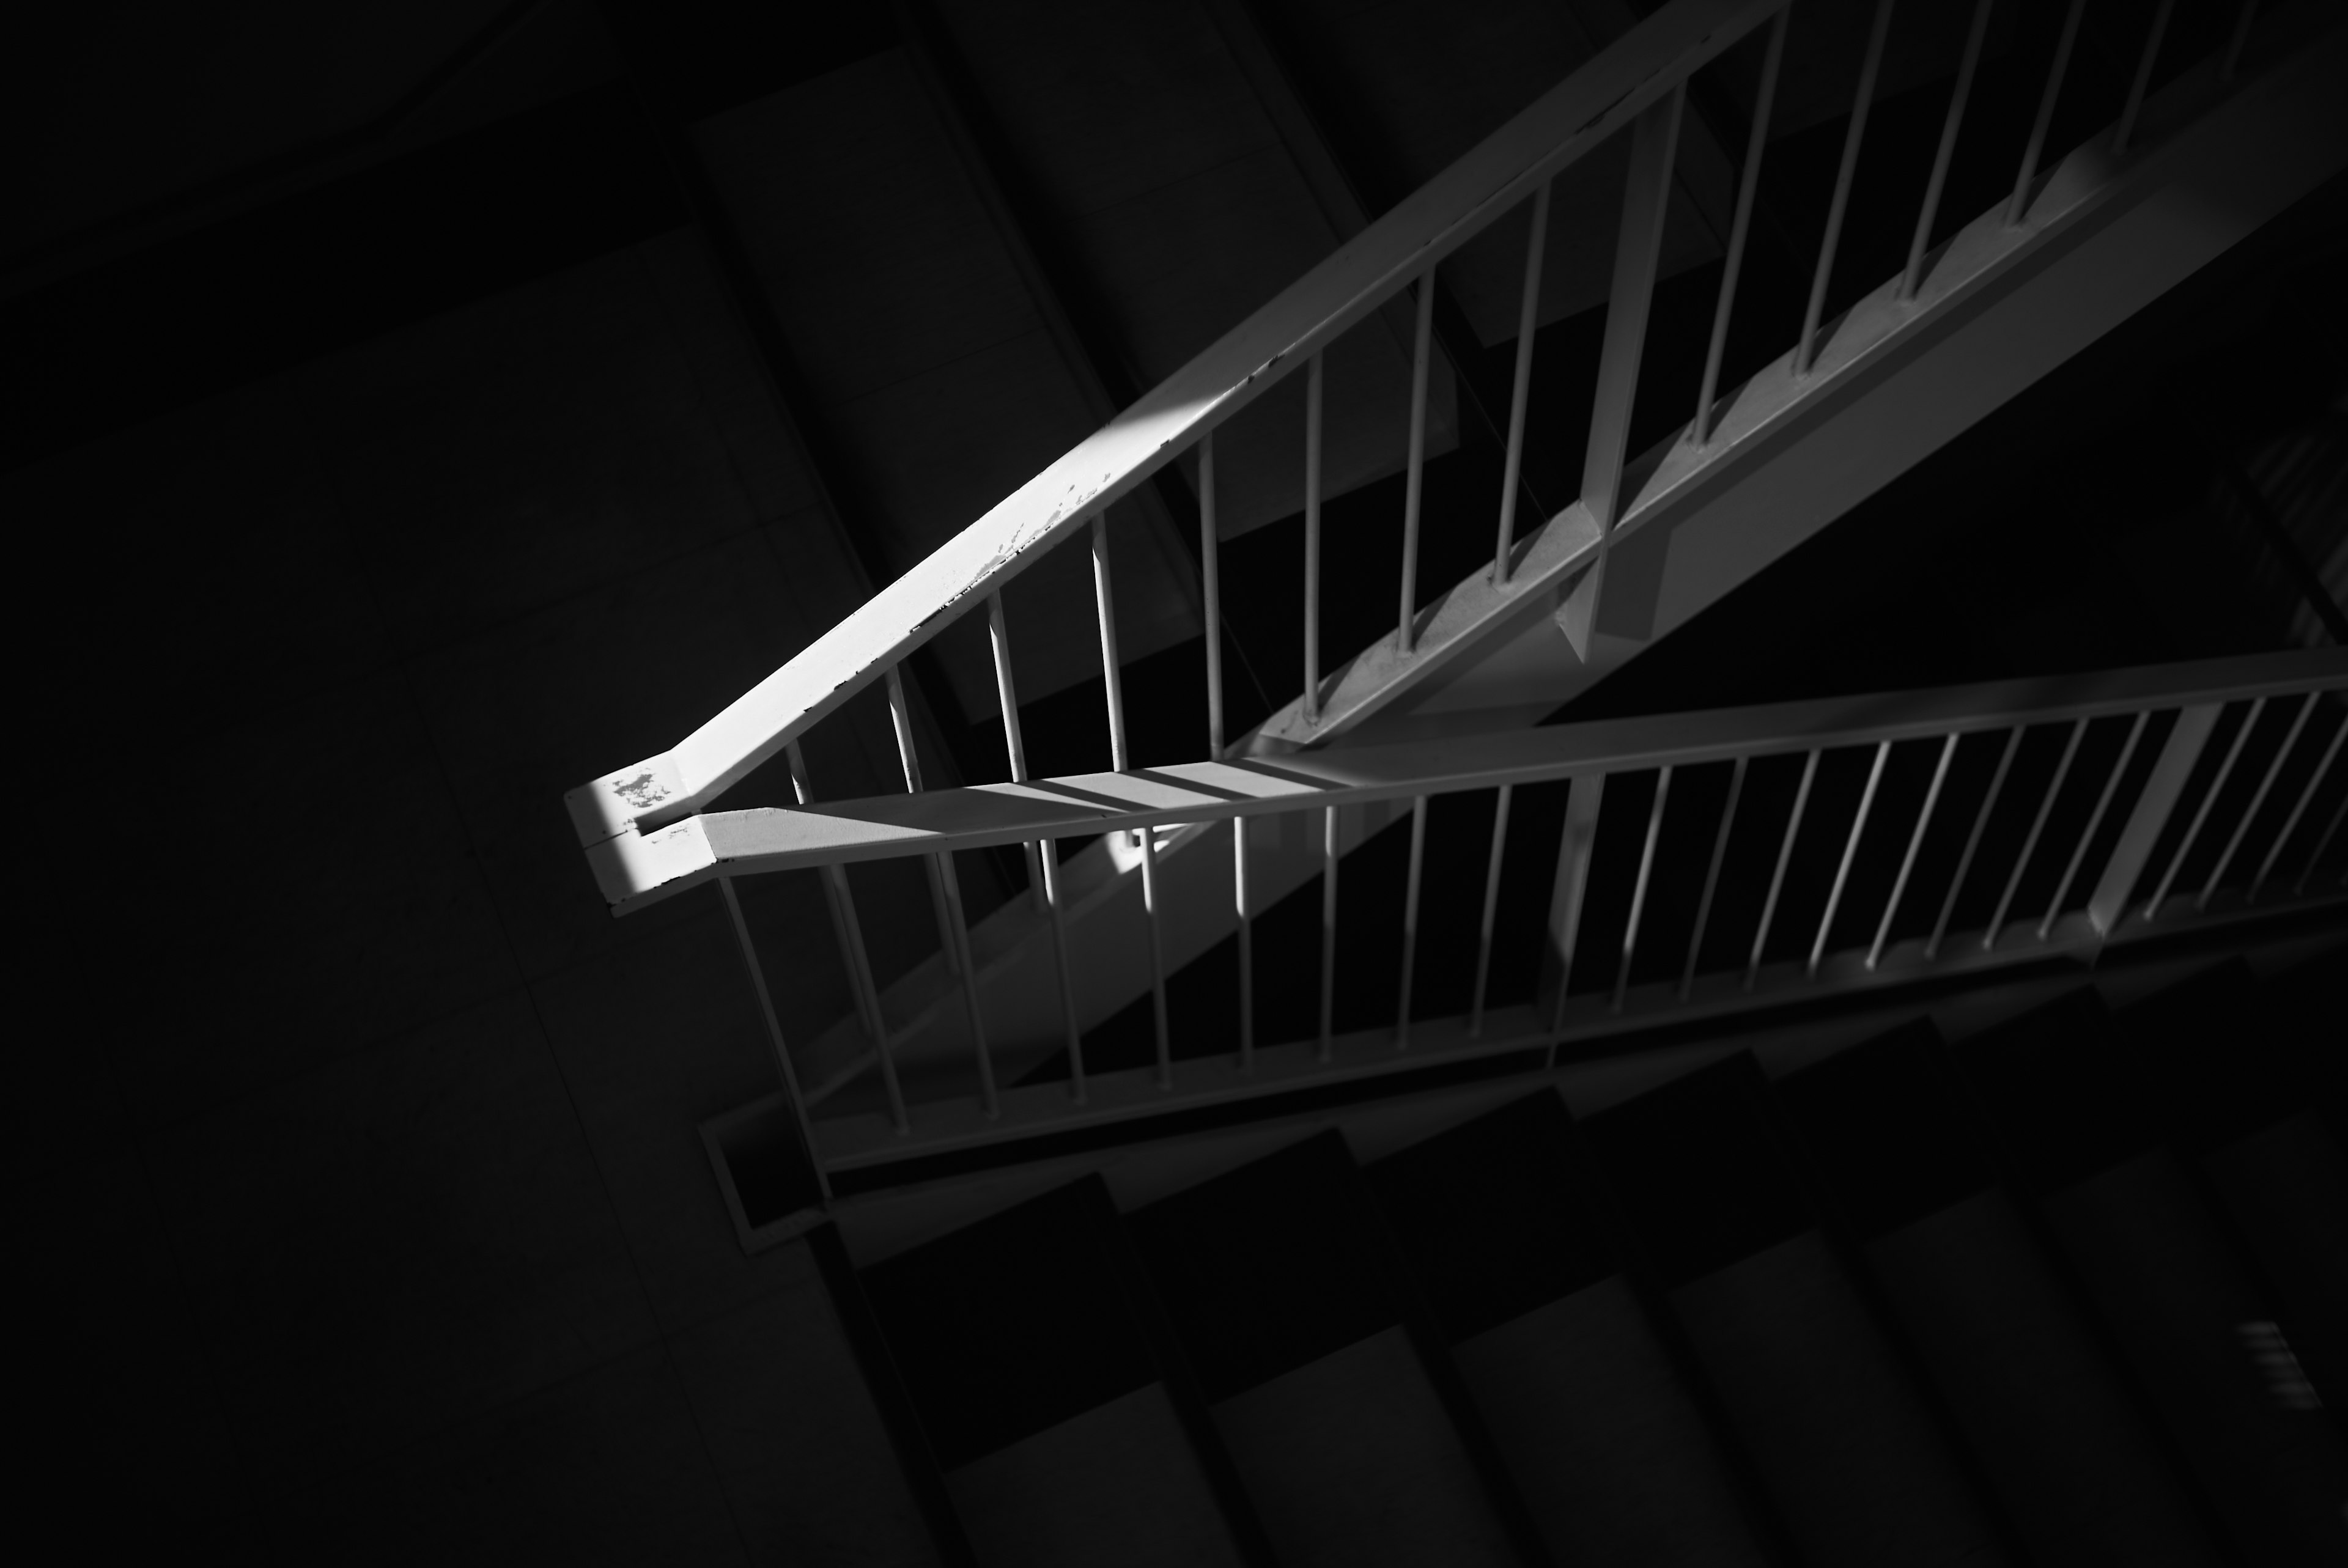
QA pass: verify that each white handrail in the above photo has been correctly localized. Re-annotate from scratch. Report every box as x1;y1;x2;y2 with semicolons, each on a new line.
566;0;1782;852
588;649;2348;911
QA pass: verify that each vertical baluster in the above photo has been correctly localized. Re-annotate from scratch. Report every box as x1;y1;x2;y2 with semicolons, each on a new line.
2221;1;2261;83
1092;515;1129;768
2200;691;2314;908
1142;823;1172;1089
1396;796;1429;1049
1984;718;2086;951
1682;755;1748;998
1471;784;1515;1036
1811;741;1890;977
1614;768;1672;1013
1304;351;1326;724
2111;0;2176;157
1547;774;1606;1049
1900;0;1994;301
885;666;959;977
787;739;878;1043
1318;804;1340;1062
1797;0;1896;377
2143;698;2266;921
1748;749;1820;988
1095;512;1170;1080
1929;727;2021;959
2039;710;2148;938
1201;432;1225;758
986;594;1044;916
1041;841;1085;1103
1562;86;1686;660
1235;814;1255;1071
1494;180;1552;586
1696;11;1788;447
2010;0;2089;226
1870;732;1958;969
1398;275;1435;653
885;666;995;1115
718;874;833;1203
2295;790;2348;894
781;745;901;1132
988;593;1084;1100
2250;708;2343;900
2088;703;2219;935
936;855;997;1117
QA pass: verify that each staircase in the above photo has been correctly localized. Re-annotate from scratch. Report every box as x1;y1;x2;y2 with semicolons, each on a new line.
572;0;2346;1123
559;4;2347;1551
780;942;2345;1566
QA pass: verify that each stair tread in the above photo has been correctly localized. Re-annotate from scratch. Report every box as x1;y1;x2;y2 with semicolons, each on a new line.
1578;1053;1813;1285
1126;1132;1404;1400
1953;980;2348;1566
1781;1023;2229;1568
1586;1055;2017;1568
861;1180;1158;1468
1368;1088;1616;1340
1455;1275;1775;1568
943;1383;1249;1568
1370;1084;1773;1564
1775;1018;1994;1240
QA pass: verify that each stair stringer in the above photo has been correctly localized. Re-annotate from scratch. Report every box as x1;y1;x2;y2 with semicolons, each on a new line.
1290;14;2348;745
798;16;2348;1109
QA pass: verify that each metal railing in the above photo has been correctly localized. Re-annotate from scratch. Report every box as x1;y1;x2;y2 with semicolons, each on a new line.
567;0;2333;1187
699;650;2346;1188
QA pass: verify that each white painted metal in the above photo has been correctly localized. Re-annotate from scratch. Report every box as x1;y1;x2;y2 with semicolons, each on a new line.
1697;11;1785;446
1813;742;1890;977
1615;768;1672;1012
2115;0;2180;158
2200;690;2314;907
1400;277;1434;654
1799;0;1897;377
2010;0;2088;227
1984;718;2086;950
2251;708;2342;899
1685;756;1748;995
2089;703;2220;935
1397;797;1429;1048
1305;350;1326;724
2144;698;2267;921
1931;728;2020;960
566;0;1781;848
1560;87;1686;659
1471;785;1515;1036
1548;773;1607;1043
1902;0;1994;302
2039;712;2149;939
1200;433;1224;759
1749;750;1819;987
1319;805;1340;1061
593;654;2345;907
1495;182;1552;586
1872;733;1957;970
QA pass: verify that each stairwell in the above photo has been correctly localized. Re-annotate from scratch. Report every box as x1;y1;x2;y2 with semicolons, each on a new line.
781;938;2345;1567
568;4;2346;1561
724;0;2348;1106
